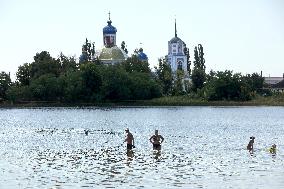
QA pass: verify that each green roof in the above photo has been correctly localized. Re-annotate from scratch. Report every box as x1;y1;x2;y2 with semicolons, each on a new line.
98;46;127;62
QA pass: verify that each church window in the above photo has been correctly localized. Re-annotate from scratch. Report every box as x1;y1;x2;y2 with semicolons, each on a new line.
177;61;183;70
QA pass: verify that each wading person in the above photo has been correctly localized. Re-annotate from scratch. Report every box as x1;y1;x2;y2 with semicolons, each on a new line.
149;130;164;150
125;128;134;151
269;144;276;154
247;136;255;153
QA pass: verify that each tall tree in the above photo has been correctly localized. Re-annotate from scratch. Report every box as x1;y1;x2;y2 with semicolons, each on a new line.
0;71;12;99
191;44;206;91
79;38;95;63
16;63;31;86
58;52;77;73
155;58;173;95
30;51;61;79
183;42;191;75
172;70;184;95
80;63;103;101
121;41;128;54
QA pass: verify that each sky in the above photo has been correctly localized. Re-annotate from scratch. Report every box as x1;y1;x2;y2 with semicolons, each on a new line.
0;0;284;80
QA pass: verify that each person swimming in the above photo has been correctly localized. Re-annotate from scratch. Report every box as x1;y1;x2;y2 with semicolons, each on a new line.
269;144;276;154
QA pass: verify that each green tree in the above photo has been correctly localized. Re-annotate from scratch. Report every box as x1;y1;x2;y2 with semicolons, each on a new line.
79;38;95;63
191;68;206;91
101;66;132;100
80;63;103;101
121;41;128;54
129;72;162;100
0;71;11;99
59;71;84;102
192;44;206;91
183;42;191;75
30;51;61;79
203;70;253;101
172;70;185;95
155;58;173;95
29;74;61;101
58;52;77;73
6;85;31;102
122;55;151;73
245;73;264;92
16;63;31;86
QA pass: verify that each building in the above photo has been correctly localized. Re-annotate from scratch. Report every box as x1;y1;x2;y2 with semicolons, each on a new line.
264;74;284;93
136;48;148;62
264;76;283;85
166;19;189;77
95;14;128;65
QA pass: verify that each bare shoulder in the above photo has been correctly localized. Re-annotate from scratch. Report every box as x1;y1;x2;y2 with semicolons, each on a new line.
129;132;134;138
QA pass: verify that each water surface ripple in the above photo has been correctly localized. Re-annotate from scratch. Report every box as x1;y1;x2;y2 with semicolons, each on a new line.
0;107;284;188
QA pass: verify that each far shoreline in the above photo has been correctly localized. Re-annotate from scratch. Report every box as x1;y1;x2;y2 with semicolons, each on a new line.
1;95;284;108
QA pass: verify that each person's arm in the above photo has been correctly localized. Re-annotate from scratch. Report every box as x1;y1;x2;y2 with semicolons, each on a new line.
160;135;164;143
132;135;135;146
149;136;153;144
124;133;128;142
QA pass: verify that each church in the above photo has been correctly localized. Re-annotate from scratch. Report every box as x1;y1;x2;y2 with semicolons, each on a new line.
80;13;148;64
95;14;128;64
166;19;189;78
79;14;189;79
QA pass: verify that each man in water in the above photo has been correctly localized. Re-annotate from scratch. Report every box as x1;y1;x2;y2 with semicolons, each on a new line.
149;130;164;150
247;136;255;153
125;128;134;151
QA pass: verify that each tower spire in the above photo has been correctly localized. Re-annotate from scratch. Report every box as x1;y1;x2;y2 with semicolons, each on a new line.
108;11;111;21
175;18;177;37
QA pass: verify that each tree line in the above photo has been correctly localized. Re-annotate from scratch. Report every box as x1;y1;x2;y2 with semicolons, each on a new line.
0;44;265;104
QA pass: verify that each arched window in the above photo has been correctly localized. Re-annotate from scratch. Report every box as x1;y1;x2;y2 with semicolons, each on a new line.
177;61;183;70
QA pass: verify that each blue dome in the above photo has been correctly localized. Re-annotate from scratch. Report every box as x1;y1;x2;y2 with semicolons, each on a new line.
103;20;117;34
79;53;88;63
138;51;148;61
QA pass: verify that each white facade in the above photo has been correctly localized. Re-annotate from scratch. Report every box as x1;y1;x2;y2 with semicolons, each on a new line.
167;20;188;77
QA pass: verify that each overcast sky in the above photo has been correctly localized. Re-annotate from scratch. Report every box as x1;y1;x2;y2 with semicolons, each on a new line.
1;0;284;80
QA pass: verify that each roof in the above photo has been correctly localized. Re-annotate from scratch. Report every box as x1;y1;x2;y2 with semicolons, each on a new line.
97;46;127;63
264;77;283;85
272;79;284;88
169;36;183;43
103;20;117;35
137;48;148;61
138;52;148;61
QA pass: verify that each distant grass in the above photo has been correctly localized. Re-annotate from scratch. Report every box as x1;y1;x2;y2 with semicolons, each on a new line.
140;94;284;106
1;94;284;107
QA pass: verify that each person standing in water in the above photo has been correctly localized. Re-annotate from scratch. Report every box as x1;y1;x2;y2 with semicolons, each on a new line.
269;144;276;154
125;128;134;150
247;136;255;153
149;130;164;150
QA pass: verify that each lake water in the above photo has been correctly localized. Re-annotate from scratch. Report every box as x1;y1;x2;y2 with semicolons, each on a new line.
0;106;283;189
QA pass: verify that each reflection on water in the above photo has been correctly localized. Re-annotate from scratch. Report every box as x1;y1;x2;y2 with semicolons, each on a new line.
0;107;284;188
